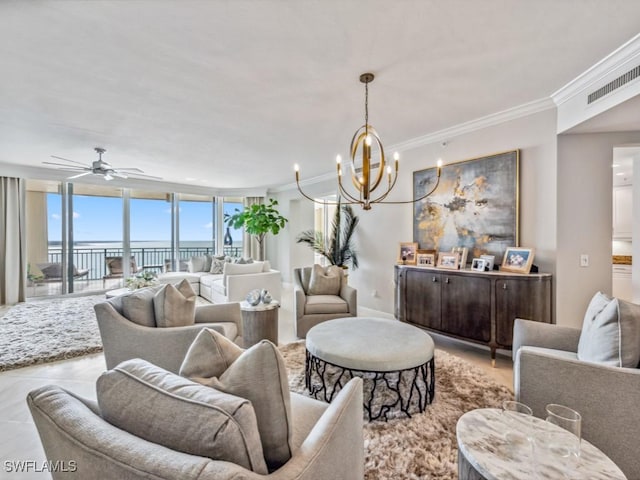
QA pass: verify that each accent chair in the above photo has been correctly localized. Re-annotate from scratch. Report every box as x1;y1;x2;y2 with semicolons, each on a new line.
95;293;243;373
293;266;357;338
513;317;640;479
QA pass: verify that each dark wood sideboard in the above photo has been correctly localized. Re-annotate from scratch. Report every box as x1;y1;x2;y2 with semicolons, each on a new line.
394;265;552;364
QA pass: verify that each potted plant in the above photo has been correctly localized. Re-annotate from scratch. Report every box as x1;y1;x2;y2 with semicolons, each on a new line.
225;199;288;261
296;199;359;271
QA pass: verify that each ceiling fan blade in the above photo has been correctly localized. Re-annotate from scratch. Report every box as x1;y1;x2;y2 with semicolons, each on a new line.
67;172;93;180
50;155;88;167
42;161;87;170
112;167;144;173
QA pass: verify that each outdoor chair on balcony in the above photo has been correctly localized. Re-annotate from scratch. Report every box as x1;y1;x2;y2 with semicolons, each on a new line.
36;263;90;283
103;256;144;287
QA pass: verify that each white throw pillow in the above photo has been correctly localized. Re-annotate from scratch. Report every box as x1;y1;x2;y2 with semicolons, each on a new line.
577;291;640;367
188;255;207;273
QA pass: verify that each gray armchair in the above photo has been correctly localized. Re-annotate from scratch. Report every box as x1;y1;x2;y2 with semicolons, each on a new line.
293;267;357;338
513;318;640;479
95;296;243;373
27;378;364;480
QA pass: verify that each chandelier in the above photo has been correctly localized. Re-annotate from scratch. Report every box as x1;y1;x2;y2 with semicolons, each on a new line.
295;72;442;210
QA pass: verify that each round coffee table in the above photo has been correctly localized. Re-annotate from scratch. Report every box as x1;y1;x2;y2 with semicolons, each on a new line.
456;409;627;480
239;300;279;348
305;317;435;421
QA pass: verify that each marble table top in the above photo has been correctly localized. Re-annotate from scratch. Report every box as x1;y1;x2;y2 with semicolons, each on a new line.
456;408;626;480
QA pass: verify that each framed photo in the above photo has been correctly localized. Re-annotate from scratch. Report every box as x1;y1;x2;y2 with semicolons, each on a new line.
451;247;468;268
500;247;535;274
414;150;519;260
480;254;495;271
398;242;418;265
437;251;460;270
471;258;486;272
416;253;436;267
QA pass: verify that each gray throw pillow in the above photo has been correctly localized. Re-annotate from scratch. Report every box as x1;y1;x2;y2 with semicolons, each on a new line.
153;279;196;327
308;264;342;295
234;257;254;264
97;359;268;474
577;291;640;367
121;287;156;327
210;258;226;274
180;329;293;471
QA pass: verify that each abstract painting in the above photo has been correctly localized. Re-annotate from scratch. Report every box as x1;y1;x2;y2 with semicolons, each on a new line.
413;150;519;261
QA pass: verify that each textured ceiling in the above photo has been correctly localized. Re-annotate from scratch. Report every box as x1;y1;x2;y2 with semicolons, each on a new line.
1;1;640;190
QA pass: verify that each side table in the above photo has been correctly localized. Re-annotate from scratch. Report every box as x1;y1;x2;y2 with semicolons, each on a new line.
456;408;627;480
239;300;280;348
105;287;131;299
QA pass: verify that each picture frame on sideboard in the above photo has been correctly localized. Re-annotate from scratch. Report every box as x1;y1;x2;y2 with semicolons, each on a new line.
398;242;418;265
437;251;460;270
471;258;486;272
500;247;534;274
416;253;436;267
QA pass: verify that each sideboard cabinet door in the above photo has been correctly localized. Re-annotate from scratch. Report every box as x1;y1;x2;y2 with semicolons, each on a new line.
441;274;491;342
495;277;552;347
405;269;442;331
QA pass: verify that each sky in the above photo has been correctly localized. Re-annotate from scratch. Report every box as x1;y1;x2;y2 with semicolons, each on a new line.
47;193;243;243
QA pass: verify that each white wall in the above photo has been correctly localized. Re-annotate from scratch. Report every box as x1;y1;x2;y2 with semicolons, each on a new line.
275;107;558;316
557;132;640;327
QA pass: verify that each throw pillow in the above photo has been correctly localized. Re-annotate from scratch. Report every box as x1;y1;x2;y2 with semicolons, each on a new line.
180;329;293;471
308;264;342;295
577;291;640;367
210;257;226;274
97;359;268;474
121;287;156;327
234;257;254;264
153;279;196;327
188;255;207;273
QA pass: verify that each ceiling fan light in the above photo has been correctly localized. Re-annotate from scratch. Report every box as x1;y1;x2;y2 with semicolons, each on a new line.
104;174;113;181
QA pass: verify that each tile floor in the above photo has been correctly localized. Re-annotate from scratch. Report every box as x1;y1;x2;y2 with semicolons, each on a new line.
0;284;513;479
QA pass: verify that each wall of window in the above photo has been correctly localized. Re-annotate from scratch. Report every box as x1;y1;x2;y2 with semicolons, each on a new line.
25;180;249;297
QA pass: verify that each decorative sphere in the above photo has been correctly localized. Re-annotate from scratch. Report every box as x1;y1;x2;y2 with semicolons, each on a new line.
246;289;261;306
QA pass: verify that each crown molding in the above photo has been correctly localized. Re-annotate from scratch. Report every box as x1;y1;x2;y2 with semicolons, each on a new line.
552;33;640;106
392;97;555;152
270;97;555;194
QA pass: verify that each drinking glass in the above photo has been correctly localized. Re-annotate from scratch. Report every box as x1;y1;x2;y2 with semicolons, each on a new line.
545;404;581;458
502;400;534;445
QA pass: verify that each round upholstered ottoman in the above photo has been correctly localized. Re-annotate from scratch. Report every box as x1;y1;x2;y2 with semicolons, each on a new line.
305;317;435;421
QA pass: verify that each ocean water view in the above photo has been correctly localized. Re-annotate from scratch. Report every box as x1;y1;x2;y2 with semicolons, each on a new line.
45;240;243;280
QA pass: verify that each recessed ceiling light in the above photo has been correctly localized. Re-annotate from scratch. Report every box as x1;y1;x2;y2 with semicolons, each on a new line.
185;177;196;181
612;164;620;168
616;172;626;176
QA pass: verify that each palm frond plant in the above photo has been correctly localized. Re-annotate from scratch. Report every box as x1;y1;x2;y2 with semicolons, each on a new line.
296;199;359;270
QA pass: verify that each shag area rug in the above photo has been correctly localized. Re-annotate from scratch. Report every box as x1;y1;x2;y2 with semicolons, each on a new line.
279;341;513;480
0;295;104;372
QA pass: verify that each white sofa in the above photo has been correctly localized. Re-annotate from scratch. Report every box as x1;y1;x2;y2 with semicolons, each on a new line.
158;258;282;304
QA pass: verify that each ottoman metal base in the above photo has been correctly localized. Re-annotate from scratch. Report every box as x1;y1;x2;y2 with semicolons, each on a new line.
305;349;435;421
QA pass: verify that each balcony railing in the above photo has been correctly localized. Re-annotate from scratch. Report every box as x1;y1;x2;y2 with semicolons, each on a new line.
47;246;243;280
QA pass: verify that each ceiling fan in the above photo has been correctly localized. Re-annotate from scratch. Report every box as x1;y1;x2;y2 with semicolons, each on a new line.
43;147;162;181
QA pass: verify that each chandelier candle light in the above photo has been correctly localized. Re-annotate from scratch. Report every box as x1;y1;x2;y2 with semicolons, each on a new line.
295;72;443;210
